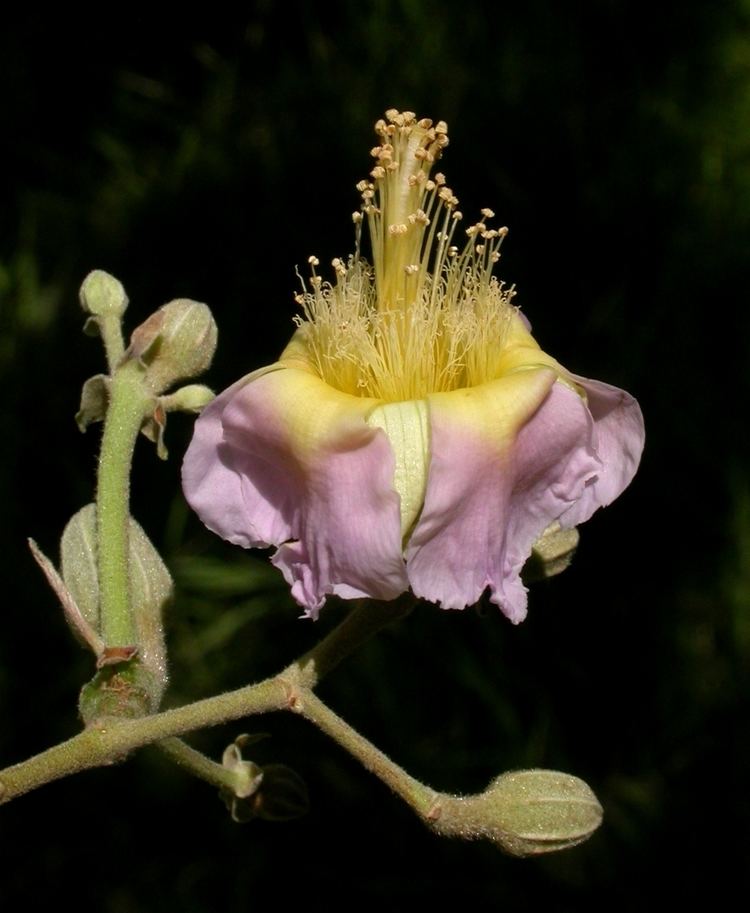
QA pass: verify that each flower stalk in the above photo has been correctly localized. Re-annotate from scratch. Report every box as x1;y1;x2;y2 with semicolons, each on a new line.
95;358;153;648
0;598;410;804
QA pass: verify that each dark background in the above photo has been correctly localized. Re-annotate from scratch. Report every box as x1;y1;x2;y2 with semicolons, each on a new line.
1;3;748;910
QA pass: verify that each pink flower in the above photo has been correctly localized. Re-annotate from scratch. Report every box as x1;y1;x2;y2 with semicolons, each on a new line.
182;110;644;622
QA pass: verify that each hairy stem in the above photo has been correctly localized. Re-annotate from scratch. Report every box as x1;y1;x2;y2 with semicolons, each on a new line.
0;597;411;804
98;313;126;373
158;738;240;793
285;684;436;820
96;359;152;646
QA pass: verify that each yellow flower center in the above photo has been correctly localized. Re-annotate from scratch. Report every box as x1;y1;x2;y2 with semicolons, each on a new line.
295;109;516;403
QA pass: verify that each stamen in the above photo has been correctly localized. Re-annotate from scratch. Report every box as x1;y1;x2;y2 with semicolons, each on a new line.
296;110;515;401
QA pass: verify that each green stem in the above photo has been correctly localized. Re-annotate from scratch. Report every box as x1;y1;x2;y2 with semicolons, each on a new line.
287;686;435;820
98;314;126;373
0;597;411;804
158;738;240;793
292;593;415;689
96;359;152;646
0;676;287;804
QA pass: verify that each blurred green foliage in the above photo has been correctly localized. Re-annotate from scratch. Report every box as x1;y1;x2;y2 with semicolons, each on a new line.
1;3;749;910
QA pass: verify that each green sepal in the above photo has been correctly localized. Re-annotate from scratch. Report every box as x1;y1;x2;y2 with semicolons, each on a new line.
61;504;172;708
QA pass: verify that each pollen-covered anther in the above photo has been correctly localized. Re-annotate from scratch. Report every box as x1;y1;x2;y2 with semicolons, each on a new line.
481;207;495;219
389;223;409;236
434;172;446;186
371;166;386;180
352;212;363;224
438;189;458;207
408;209;429;226
404;264;419;275
307;255;320;266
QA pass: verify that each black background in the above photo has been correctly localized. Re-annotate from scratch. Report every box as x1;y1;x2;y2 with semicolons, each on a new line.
1;4;748;910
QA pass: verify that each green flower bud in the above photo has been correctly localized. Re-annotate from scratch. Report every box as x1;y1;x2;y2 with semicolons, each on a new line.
160;384;215;414
428;769;603;857
127;299;218;394
79;270;128;319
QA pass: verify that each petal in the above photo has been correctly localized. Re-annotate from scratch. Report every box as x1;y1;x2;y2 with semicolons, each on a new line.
557;374;645;527
366;399;430;538
405;372;601;623
183;364;408;617
181;365;288;548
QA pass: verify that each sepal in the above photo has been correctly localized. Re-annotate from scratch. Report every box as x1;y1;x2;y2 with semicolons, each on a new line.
76;374;111;432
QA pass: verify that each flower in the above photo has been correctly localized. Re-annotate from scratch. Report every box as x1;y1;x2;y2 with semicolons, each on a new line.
182;110;644;622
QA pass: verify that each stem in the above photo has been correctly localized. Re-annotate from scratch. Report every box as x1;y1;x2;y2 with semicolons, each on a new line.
158;738;239;793
99;314;126;373
0;597;411;804
292;593;415;689
287;686;436;820
0;676;287;804
96;359;152;646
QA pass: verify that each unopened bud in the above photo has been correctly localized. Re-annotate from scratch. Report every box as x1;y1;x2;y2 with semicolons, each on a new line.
127;299;218;393
160;384;215;414
428;769;602;857
80;270;128;319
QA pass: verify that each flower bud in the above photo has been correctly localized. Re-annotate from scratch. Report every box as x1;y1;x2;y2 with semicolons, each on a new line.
428;769;603;857
160;384;215;414
127;299;218;393
80;270;128;319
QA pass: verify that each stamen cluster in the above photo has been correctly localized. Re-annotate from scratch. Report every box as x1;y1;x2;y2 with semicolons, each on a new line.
295;110;516;402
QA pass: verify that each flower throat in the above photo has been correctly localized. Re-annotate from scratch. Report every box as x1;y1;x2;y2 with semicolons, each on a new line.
296;110;515;403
